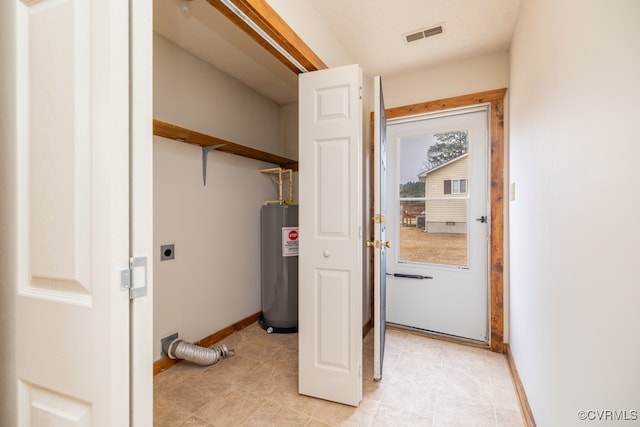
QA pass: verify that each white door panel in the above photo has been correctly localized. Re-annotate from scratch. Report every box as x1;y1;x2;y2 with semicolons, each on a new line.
386;108;489;342
15;0;131;424
373;75;387;381
130;0;154;424
299;64;363;406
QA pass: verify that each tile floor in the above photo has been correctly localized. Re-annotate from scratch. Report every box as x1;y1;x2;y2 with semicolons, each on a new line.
153;323;524;426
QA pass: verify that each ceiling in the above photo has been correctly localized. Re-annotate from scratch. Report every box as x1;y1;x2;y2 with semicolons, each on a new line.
154;0;521;104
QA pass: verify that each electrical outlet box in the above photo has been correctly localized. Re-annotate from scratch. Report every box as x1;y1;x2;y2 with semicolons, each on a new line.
160;244;175;261
160;332;178;358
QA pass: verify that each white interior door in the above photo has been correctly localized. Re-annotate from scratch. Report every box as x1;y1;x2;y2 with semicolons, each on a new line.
386;107;489;342
298;64;363;406
130;0;154;425
15;0;132;425
373;75;387;381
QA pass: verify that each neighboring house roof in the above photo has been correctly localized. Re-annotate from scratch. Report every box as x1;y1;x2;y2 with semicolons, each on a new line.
417;153;469;181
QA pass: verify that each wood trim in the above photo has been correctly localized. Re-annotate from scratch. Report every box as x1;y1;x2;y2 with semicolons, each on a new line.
386;89;508;120
505;345;537;426
153;353;178;376
153;119;299;171
153;311;262;375
384;88;507;353
205;0;327;74
362;318;372;338
488;93;507;353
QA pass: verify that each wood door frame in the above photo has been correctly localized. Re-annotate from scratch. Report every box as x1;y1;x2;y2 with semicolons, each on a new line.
205;0;327;73
372;89;507;353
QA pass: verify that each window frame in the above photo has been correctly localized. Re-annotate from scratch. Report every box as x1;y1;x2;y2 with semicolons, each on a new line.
444;178;468;195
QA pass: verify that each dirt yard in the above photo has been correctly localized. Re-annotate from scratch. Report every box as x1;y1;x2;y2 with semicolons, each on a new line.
399;226;467;266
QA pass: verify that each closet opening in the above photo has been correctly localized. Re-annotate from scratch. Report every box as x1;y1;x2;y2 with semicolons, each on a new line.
152;0;304;374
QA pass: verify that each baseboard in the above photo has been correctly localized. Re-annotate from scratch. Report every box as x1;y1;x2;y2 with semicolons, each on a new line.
362;318;372;337
505;344;536;427
153;311;262;376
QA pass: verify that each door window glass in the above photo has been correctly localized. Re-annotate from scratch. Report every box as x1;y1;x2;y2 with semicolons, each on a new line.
398;131;469;267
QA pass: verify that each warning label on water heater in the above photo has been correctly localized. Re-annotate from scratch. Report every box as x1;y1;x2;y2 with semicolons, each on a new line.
282;227;299;257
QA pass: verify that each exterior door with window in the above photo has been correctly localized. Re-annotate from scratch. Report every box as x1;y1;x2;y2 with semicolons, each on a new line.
385;107;490;342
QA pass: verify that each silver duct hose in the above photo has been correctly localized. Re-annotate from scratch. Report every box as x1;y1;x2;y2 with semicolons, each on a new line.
167;339;235;366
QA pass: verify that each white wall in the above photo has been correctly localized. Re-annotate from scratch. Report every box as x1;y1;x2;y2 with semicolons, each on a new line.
279;103;299;161
509;0;640;425
154;34;282;155
153;34;285;360
383;51;510;109
266;0;353;69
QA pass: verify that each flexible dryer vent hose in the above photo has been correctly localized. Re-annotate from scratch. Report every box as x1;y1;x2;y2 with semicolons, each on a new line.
167;339;235;366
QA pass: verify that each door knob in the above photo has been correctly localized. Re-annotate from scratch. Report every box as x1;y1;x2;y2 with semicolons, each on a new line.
366;241;374;247
476;216;487;223
381;241;391;248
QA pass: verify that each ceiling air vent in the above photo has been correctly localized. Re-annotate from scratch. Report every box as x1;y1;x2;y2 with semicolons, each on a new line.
404;24;444;43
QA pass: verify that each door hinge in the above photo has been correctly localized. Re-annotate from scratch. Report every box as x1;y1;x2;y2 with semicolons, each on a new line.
373;214;386;223
359;86;362;100
121;256;148;299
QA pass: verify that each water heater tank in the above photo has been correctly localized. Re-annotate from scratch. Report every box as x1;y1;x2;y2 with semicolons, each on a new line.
259;204;298;333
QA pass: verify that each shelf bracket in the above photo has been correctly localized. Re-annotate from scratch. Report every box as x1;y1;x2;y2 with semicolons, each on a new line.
201;144;226;186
